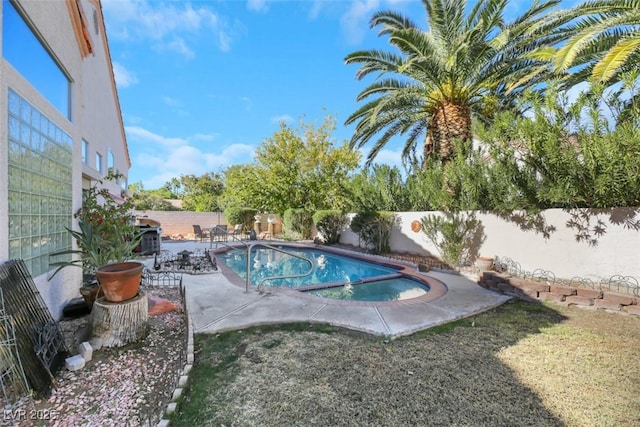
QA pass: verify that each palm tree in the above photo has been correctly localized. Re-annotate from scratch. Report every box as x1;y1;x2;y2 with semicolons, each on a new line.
345;0;566;167
553;0;640;84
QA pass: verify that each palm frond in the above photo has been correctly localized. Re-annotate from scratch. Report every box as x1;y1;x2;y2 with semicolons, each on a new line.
370;10;417;35
593;36;640;82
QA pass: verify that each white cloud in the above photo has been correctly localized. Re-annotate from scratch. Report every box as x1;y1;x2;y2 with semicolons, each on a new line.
340;0;380;45
247;0;269;13
193;133;217;142
166;38;195;59
126;125;256;188
308;1;323;20
162;96;182;107
240;96;253;111
126;126;186;147
270;115;293;125
133;142;256;188
112;62;138;88
102;0;234;56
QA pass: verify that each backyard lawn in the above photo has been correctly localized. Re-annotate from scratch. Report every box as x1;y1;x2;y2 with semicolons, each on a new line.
173;300;640;426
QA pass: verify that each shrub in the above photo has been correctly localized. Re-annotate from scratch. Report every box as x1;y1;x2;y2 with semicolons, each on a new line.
419;212;484;268
312;210;348;244
224;207;257;232
350;211;395;254
283;208;314;240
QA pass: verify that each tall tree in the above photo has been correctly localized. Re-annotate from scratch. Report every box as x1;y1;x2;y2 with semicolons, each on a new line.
220;116;360;214
348;164;411;212
345;0;565;167
180;172;225;212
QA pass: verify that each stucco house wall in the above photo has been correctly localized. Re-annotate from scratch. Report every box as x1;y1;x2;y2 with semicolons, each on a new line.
0;0;129;318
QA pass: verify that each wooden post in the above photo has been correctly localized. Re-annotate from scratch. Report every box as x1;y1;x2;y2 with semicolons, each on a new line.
90;292;148;348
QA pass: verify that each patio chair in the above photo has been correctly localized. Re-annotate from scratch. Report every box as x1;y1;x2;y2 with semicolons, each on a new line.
192;225;208;242
229;224;243;240
211;225;228;242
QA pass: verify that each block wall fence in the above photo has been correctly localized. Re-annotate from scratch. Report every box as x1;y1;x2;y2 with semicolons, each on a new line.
133;211;281;238
137;207;639;281
340;207;640;281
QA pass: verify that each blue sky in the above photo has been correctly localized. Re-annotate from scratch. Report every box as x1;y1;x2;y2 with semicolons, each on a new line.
102;0;575;190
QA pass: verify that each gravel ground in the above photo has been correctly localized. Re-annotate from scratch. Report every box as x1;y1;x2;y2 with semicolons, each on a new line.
2;285;187;427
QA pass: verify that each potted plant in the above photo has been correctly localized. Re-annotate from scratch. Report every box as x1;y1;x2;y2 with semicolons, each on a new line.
49;173;145;305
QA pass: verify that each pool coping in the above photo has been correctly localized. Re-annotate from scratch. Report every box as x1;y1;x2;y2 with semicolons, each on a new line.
210;242;448;307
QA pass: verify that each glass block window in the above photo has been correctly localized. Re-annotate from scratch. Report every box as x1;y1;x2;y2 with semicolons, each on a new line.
82;139;88;165
7;89;73;277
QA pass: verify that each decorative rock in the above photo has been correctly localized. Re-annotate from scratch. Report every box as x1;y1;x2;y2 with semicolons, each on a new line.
595;299;622;311
622;305;640;316
549;284;577;296
577;288;603;299
183;364;192;375
166;402;177;414
178;375;188;387
602;292;635;306
187;353;194;364
157;420;170;427
78;341;93;362
89;337;103;350
65;355;86;371
172;388;183;401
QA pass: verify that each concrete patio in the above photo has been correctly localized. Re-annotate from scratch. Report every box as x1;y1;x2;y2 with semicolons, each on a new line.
152;240;511;338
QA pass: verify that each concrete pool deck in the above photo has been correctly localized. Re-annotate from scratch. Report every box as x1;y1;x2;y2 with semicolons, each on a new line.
157;240;511;338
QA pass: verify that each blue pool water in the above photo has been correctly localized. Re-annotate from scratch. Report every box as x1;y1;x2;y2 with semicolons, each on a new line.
309;277;429;302
217;247;430;302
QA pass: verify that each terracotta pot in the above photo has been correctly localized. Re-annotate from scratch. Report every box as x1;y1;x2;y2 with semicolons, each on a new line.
475;256;494;271
96;261;144;303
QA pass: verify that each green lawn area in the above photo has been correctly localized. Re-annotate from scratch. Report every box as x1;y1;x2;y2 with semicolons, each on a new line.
173;300;640;426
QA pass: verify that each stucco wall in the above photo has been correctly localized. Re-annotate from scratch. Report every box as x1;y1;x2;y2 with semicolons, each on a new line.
339;208;640;281
1;1;128;319
1;1;84;318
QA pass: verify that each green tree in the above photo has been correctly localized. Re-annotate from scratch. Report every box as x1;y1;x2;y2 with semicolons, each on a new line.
344;0;564;167
180;172;225;212
348;164;410;212
128;182;179;211
218;164;261;211
220;115;360;214
474;84;640;209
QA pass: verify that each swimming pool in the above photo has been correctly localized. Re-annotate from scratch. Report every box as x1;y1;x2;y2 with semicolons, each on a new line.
216;245;435;303
308;277;430;302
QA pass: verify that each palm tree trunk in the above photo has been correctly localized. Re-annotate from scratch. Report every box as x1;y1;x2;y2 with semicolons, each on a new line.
427;101;472;162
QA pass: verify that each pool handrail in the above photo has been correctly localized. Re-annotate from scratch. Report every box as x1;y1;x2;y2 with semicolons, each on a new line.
210;240;314;293
248;243;314;293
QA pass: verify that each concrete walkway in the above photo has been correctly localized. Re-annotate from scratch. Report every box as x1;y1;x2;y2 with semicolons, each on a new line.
157;241;511;339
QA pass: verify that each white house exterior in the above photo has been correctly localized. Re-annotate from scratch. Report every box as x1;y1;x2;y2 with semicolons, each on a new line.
0;0;130;318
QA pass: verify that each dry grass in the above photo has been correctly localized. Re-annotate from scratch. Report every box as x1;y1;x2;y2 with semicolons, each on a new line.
175;301;640;427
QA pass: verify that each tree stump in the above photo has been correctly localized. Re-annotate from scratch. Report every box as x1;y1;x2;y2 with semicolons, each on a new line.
90;292;148;348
